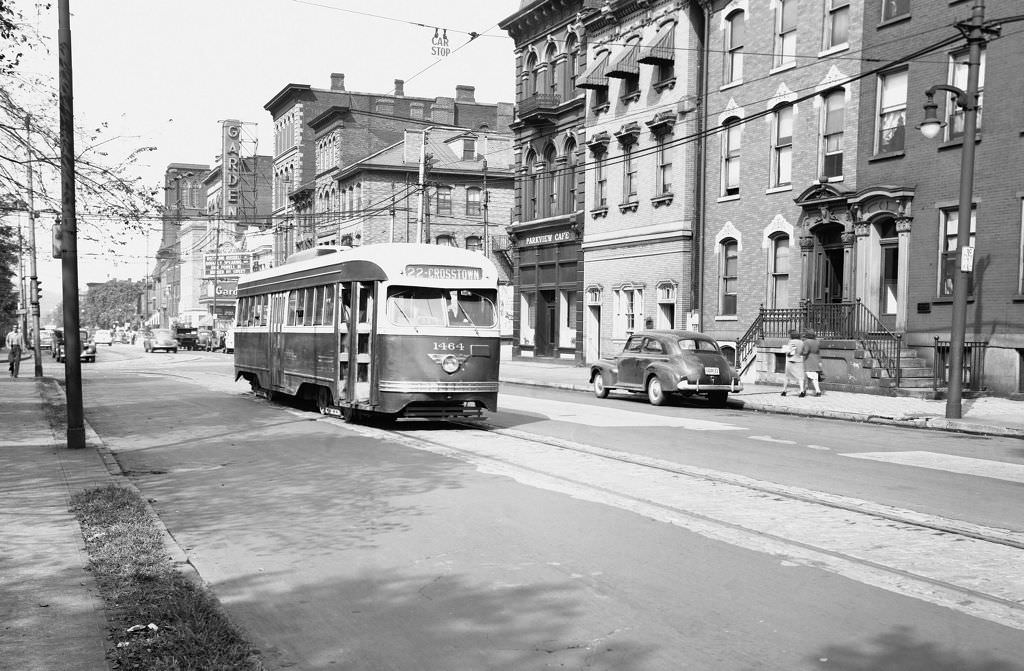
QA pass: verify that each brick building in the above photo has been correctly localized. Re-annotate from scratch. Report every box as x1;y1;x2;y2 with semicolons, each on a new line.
833;0;1024;396
262;74;514;265
700;0;865;371
154;163;209;326
579;0;705;362
500;0;587;361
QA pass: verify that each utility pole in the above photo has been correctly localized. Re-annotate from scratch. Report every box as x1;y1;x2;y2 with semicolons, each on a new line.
25;115;42;377
212;219;220;331
482;158;489;258
416;126;433;244
57;0;85;449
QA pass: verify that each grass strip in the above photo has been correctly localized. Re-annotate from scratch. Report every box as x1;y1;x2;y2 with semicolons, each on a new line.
71;484;264;671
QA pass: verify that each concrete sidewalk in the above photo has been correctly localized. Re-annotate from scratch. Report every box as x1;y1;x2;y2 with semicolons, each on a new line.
1;357;1021;671
0;376;113;671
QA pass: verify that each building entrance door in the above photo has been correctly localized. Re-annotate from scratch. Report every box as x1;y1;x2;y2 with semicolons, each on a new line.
535;290;557;357
812;225;845;304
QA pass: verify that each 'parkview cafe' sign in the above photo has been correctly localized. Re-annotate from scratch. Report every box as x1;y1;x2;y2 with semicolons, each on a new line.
519;229;574;247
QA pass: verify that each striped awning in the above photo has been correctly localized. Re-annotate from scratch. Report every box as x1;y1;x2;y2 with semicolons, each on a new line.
639;23;675;65
577;52;610;90
606;42;640;79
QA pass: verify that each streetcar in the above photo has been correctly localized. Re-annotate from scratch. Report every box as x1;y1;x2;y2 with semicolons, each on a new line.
233;243;501;421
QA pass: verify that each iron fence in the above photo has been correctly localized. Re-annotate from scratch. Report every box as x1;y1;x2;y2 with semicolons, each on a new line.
932;337;988;392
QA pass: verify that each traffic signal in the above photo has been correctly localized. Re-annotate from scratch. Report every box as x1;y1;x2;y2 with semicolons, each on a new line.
423;153;436;180
32;278;41;303
52;218;63;258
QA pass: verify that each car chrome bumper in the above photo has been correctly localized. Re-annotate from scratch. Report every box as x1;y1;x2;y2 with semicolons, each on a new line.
676;379;743;393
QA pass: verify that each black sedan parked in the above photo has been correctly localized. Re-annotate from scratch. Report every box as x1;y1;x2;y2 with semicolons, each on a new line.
589;330;742;407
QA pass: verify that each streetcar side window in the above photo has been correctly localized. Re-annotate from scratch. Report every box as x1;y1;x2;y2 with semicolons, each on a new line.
303;287;315;326
322;284;335;326
287;290;300;325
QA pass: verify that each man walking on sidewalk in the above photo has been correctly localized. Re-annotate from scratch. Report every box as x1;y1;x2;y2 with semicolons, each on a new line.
6;323;25;378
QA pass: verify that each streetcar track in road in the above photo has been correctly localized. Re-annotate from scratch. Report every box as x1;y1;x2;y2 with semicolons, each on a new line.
324;417;1024;630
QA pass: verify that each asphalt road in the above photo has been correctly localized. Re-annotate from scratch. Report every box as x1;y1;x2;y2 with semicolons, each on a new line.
61;346;1024;670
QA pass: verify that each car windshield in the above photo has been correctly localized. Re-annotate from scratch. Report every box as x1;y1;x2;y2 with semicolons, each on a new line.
387;286;497;328
153;329;173;338
678;338;720;353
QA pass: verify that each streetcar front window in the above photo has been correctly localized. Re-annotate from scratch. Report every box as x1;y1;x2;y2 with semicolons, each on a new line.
388;287;496;328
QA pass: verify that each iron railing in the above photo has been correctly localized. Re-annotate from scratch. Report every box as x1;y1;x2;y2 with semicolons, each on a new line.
518;93;561;118
932;337;988;392
734;301;903;385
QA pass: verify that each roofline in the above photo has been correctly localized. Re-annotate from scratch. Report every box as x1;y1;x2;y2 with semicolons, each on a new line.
263;83;313;113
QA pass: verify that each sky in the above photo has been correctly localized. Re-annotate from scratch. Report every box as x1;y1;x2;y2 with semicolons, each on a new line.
14;0;521;313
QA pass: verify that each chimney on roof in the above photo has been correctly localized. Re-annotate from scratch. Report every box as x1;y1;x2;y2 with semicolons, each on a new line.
394;79;405;96
330;73;346;91
455;85;476;102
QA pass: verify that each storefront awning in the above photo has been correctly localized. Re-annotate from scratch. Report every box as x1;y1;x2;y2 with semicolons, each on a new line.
639;23;675;65
606;42;640;79
577;52;610;90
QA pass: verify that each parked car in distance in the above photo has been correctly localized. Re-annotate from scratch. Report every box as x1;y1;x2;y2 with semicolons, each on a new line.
93;329;113;346
589;330;742;407
53;328;97;363
197;327;215;351
173;325;199;350
143;328;178;353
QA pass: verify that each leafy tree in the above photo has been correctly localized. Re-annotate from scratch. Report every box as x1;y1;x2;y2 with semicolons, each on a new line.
0;1;159;254
0;218;20;333
82;279;142;329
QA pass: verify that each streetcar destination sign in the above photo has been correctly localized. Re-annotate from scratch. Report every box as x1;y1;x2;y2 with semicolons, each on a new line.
405;264;482;280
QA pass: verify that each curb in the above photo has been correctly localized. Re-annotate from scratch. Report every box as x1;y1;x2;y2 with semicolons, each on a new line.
501;376;1024;440
39;377;205;587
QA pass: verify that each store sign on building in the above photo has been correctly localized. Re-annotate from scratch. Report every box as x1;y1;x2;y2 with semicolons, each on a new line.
222;120;242;216
520;230;574;247
215;281;238;298
204;252;252;278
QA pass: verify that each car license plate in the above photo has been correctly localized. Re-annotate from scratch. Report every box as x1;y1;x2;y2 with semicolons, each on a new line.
704;366;720;375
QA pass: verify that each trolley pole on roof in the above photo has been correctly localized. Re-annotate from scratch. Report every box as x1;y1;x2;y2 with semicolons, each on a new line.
57;0;86;449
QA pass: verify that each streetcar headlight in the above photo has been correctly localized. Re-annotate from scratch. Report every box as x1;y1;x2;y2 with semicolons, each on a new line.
441;355;461;374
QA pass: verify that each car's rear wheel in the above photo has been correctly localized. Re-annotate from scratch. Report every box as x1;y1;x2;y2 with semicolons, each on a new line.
592;373;609;399
647;376;668;406
708;391;729;407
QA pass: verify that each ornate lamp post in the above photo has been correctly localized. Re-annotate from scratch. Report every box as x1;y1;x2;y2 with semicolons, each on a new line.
915;0;993;419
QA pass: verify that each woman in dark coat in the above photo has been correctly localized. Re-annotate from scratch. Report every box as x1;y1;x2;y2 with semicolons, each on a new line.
802;330;823;396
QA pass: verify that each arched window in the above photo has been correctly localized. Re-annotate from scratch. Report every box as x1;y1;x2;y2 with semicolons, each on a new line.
719;238;739;315
725;10;744;83
566;33;579;96
465;235;482;252
526;52;539;96
769;233;790;308
564;139;577;213
525;150;538;220
721;117;742;197
545;42;559;98
821;89;845;178
543;144;558;217
436;234;456;247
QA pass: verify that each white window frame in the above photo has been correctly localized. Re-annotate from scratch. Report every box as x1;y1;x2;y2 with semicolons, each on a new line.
656;135;672;195
656;281;676;329
773;0;797;69
824;0;850;51
771;105;793;188
724;10;745;84
946;47;986;142
875;69;908;155
721;118;741;197
614;286;644;339
720;239;738;316
939;207;977;297
882;0;910;21
820;89;845;179
769;234;790;308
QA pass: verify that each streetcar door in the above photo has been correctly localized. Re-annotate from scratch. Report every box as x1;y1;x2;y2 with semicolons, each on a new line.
269;291;287;389
338;283;352;402
354;281;375;404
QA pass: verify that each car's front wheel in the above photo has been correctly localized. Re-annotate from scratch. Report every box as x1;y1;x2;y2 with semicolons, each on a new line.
592;373;609;399
647;376;668;406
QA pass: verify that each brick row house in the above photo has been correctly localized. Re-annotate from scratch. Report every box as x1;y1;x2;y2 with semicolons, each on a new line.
501;0;1024;397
